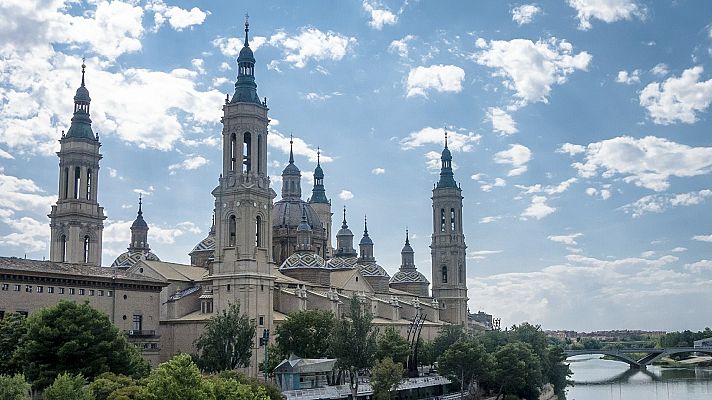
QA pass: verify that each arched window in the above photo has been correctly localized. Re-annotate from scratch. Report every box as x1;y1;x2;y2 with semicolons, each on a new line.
243;132;251;173
63;168;69;199
86;169;92;200
255;216;262;247
459;264;464;283
440;209;446;232
228;215;237;247
60;235;67;262
83;236;90;263
74;166;81;199
441;266;448;283
230;133;237;171
257;135;263;174
450;208;456;231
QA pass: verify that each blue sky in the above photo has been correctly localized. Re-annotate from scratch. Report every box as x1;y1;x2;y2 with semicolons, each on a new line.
1;0;712;331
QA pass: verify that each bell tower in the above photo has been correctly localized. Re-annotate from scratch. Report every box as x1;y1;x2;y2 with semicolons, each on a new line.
48;60;105;266
210;16;275;376
430;133;468;325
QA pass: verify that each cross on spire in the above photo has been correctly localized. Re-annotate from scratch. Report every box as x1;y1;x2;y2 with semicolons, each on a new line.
81;57;86;87
444;131;448;148
317;147;321;165
244;13;250;46
138;193;143;215
405;227;410;245
364;215;368;235
342;205;347;228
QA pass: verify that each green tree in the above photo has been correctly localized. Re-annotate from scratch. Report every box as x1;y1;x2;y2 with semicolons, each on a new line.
438;338;494;394
106;385;146;400
88;373;135;400
15;301;149;389
259;345;282;377
375;327;409;367
370;357;404;400
211;376;269;400
545;347;572;396
42;373;93;400
195;303;255;373
493;342;543;400
330;296;378;400
275;310;335;359
144;354;214;400
0;374;31;400
0;313;27;375
432;325;465;357
213;371;284;400
417;340;435;368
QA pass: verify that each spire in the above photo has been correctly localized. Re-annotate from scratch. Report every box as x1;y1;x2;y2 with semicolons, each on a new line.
310;146;328;204
244;13;250;46
364;215;368;236
436;130;457;189
444;131;448;149
405;228;410;245
129;193;149;252
289;134;294;164
65;59;95;140
138;193;143;215
81;57;86;87
342;206;348;228
317;147;321;166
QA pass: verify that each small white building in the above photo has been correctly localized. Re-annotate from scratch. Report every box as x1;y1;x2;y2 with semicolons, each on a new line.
693;338;712;348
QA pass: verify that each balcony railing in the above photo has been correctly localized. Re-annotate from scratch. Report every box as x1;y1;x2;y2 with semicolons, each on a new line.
127;329;156;337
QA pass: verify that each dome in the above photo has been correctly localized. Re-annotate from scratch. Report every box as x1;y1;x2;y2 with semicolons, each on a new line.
280;252;327;270
327;256;358;270
390;270;429;284
131;214;148;229
238;45;255;62
273;200;322;230
111;250;160;269
358;262;389;277
190;233;215;255
337;225;353;237
441;146;452;161
401;242;414;254
359;234;373;246
282;162;301;176
74;85;90;103
314;164;324;179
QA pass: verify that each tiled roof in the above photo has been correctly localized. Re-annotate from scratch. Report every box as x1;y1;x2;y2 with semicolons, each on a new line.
0;257;164;285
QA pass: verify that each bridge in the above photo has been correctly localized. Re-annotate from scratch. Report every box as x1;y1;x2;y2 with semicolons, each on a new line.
565;347;712;369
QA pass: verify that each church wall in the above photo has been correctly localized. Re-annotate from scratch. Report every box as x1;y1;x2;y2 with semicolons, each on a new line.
166;288;202;320
159;321;205;362
390;282;430;298
281;269;330;287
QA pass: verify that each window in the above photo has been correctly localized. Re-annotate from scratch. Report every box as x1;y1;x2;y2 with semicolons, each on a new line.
79;289;85;295
107;290;113;297
440;209;446;232
83;236;90;263
48;287;54;294
37;286;43;293
89;289;94;296
243;132;251;173
227;284;231;292
0;311;4;320
255;216;262;247
1;283;7;291
68;288;75;295
17;311;28;317
228;215;236;247
98;290;104;296
60;235;67;262
459;264;464;283
25;285;32;293
74;166;81;199
258;316;264;326
132;315;143;331
450;208;456;231
58;288;65;294
257;134;263;174
63;167;69;199
441;266;448;283
86;169;92;200
13;285;20;291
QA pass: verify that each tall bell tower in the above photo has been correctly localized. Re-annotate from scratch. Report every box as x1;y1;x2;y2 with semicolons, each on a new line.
210;16;275;376
430;133;468;325
49;61;105;266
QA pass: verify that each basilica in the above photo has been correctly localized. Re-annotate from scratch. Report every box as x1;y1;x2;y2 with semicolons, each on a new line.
0;20;473;376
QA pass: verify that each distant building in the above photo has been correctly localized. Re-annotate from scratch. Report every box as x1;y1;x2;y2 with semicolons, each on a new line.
694;338;712;348
468;311;493;331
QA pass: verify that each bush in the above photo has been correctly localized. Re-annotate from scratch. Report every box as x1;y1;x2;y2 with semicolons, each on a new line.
0;374;31;400
42;373;93;400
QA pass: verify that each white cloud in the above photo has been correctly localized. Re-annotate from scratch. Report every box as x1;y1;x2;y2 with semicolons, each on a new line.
362;1;398;30
0;216;49;252
650;63;668;76
568;136;712;192
168;155;209;174
371;168;386;175
468;250;503;261
521;195;555;220
268;131;332;164
406;65;466;98
517;178;578;196
147;1;209;31
685;260;712;273
0;172;56;214
0;148;14;159
692;234;712;243
671;247;687;253
474;37;591;107
494;144;532;176
212;35;267;58
548;233;583;245
567;0;645;31
557;143;586;155
512;4;542;25
338;190;354;201
640;66;712;125
481;178;507;192
400;127;481;152
301;92;332;102
268;28;356;68
388;35;415;58
585;187;611;200
621;189;712;217
486;107;518;135
424;151;443;172
480;216;502;224
616;69;640;84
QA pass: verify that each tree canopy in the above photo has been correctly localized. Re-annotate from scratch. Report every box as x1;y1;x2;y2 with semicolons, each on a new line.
0;313;27;376
438;337;494;392
14;301;149;389
370;357;404;400
275;310;335;359
42;373;93;400
195;303;256;373
0;374;31;400
375;327;410;367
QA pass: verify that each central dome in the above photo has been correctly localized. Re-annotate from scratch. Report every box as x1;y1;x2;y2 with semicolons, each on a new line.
272;200;322;230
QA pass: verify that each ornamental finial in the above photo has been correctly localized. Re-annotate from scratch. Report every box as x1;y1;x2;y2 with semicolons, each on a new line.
244;13;250;46
444;131;448;149
81;57;86;87
405;228;410;245
364;215;368;235
289;134;294;164
138;193;143;215
317;147;321;166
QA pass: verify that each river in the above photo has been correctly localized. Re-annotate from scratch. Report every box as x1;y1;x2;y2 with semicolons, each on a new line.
565;355;712;400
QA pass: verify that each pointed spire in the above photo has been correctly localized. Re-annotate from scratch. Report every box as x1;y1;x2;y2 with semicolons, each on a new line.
244;13;250;46
342;206;348;228
405;228;410;245
137;193;143;216
81;57;86;87
317;147;321;166
444;131;448;149
363;215;368;235
289;134;294;164
210;210;216;234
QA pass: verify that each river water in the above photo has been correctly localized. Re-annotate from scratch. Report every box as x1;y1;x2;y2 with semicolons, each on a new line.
566;355;712;400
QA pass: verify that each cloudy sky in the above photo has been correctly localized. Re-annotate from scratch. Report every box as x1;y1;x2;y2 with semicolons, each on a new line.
1;0;712;332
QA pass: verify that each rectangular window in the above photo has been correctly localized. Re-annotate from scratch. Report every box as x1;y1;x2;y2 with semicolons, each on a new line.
89;289;94;296
17;311;28;317
98;290;104;296
78;289;85;295
58;288;65;294
132;315;143;331
258;315;264;326
68;288;75;295
0;311;4;320
25;285;32;293
1;283;8;291
37;286;43;293
107;290;113;297
48;287;54;294
13;285;20;292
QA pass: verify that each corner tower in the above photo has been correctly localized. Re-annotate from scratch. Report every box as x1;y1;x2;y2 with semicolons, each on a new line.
308;149;332;258
49;61;106;266
210;17;274;376
430;133;468;325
